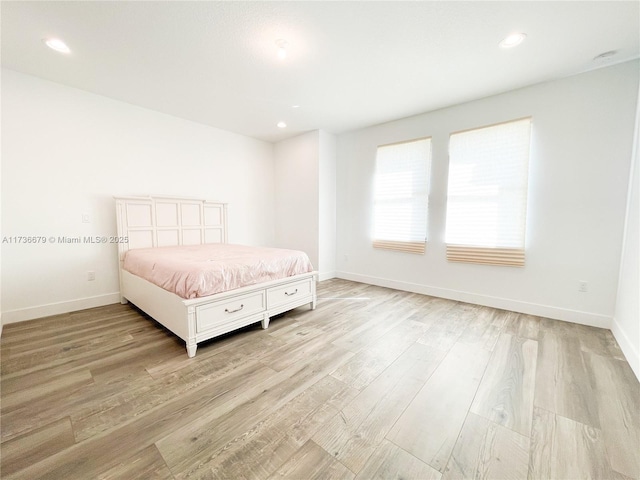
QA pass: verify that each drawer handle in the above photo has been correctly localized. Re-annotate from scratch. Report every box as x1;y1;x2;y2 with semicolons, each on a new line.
225;304;244;314
285;289;298;296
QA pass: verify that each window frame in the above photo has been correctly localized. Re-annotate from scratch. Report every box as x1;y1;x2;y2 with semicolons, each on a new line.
445;117;532;267
372;136;433;254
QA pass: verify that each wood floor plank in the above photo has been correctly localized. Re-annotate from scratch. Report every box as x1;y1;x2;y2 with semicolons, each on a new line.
331;308;413;353
145;328;285;379
268;440;354;480
156;343;354;479
0;305;136;341
576;323;628;361
212;426;299;480
71;345;265;442
470;333;538;436
0;417;76;477
407;297;458;326
1;314;141;355
1;368;94;412
315;284;407;322
268;322;325;345
503;313;540;340
1;331;177;393
1;327;178;382
534;326;601;428
90;352;163;386
330;319;429;390
417;301;481;351
355;439;441;480
541;317;626;361
208;375;358;480
95;444;174;480
457;307;510;352
587;352;640;478
308;310;387;341
0;332;136;375
2;362;280;480
528;407;615;480
314;342;448;473
1;337;179;442
261;327;351;372
442;412;529;480
386;342;491;472
2;310;148;355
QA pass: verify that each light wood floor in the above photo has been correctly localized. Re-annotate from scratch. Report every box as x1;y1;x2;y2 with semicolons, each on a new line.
1;279;639;479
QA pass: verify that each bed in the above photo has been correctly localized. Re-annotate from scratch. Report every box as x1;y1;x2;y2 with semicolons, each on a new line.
115;195;317;357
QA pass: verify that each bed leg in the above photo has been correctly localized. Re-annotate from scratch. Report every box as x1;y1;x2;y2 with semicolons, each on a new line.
120;296;128;305
261;315;270;329
186;341;197;358
311;298;317;310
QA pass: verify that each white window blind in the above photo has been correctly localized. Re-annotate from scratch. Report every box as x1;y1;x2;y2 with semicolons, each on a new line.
373;137;431;254
445;118;532;266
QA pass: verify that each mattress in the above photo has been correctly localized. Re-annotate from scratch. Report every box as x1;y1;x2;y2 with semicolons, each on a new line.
122;243;314;299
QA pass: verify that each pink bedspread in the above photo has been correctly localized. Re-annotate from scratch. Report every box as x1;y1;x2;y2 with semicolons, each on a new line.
123;244;314;299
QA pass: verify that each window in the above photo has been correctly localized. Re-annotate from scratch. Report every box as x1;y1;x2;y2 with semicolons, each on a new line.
373;137;432;254
445;118;532;266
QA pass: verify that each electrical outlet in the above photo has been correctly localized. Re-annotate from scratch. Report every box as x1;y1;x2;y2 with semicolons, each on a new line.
87;271;96;281
578;281;588;293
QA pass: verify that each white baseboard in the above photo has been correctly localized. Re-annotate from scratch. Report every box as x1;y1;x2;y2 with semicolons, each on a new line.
612;318;640;381
318;271;337;282
336;271;612;329
2;293;121;324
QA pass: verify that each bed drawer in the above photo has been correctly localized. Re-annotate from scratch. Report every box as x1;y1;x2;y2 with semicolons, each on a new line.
267;278;312;309
195;291;266;333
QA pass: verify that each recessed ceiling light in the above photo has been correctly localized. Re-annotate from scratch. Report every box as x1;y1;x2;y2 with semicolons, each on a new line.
499;33;526;49
277;121;287;128
44;38;71;54
292;105;300;109
593;50;617;61
276;39;288;60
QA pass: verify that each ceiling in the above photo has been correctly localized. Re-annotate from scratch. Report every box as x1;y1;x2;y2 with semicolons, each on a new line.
2;1;639;143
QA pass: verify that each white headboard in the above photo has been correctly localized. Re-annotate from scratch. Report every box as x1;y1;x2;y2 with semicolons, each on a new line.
114;195;228;260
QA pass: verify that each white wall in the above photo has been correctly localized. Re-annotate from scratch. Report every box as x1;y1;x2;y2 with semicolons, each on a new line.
336;61;639;328
0;94;2;334
274;131;320;268
273;129;337;279
613;83;640;380
1;69;276;323
318;130;337;279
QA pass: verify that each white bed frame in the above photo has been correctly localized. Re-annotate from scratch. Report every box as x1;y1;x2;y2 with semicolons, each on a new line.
115;195;317;357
